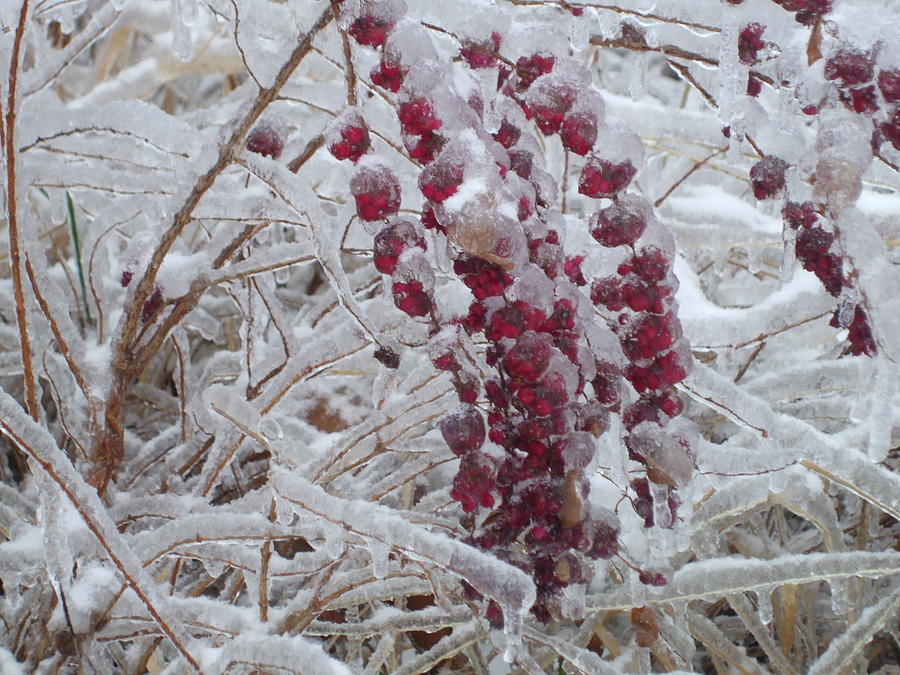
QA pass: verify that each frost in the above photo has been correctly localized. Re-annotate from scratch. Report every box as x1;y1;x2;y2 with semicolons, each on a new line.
8;1;900;671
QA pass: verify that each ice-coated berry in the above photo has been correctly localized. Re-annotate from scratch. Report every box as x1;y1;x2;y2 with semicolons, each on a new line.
796;227;843;296
454;255;512;300
749;155;788;200
841;85;878;114
419;159;463;203
327;111;371;162
837;306;877;356
783;201;818;229
348;14;394;48
738;23;766;66
515;53;556;90
404;131;444;164
493;118;521;149
398;97;442;136
589;201;647;248
371;55;403;92
503;332;554;381
391;279;431;317
451;453;498;512
373;219;426;275
246;123;284;159
878;69;900;103
578;158;636;198
440;405;486;456
351;162;401;221
561;110;598;155
526;81;578;136
460;32;501;69
824;49;873;87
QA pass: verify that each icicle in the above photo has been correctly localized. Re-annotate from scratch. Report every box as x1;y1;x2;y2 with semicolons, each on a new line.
756;589;773;625
500;606;524;664
630;52;649;102
369;540;390;579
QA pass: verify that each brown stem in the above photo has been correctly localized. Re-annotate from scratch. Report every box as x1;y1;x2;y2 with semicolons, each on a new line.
331;0;358;106
5;0;39;421
92;5;335;493
655;146;727;207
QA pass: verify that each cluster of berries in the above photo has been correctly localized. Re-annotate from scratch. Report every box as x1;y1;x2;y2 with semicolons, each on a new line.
784;202;876;355
330;0;692;625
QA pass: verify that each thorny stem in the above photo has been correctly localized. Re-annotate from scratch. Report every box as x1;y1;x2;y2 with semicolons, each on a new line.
92;5;335;494
5;0;40;422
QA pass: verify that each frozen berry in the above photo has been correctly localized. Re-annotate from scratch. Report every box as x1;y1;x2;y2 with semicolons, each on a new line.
749;155;788;200
246;122;284;159
578;158;636;198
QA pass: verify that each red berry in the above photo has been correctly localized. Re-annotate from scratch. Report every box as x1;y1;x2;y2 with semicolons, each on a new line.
878;69;900;103
515;53;556;89
493;118;521;149
246;122;284;159
824;49;873;87
589;200;648;248
578;158;636;198
398;98;442;136
391;279;431;317
351;162;401;221
373;219;426;275
348;14;394;48
561;110;598;155
738;23;766;66
749;155;788;200
326;111;371;162
371;55;403;92
460;31;501;69
440;405;486;456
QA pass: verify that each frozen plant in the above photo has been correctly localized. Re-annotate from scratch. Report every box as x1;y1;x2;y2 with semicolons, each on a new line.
1;0;900;673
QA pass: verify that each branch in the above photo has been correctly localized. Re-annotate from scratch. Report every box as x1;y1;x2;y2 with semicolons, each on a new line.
5;0;39;421
92;5;335;493
0;390;200;670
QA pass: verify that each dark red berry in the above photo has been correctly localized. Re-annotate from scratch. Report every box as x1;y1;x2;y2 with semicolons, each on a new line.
878;69;900;103
824;49;873;87
392;280;430;317
561;110;598;155
246;123;284;159
493;118;521;148
348;14;393;48
373;346;400;368
589;200;647;248
373;220;426;275
327;111;371;162
351;163;401;221
578;158;636;198
398;98;442;136
738;23;766;66
749;155;788;200
440;405;486;456
460;32;501;69
515;53;556;90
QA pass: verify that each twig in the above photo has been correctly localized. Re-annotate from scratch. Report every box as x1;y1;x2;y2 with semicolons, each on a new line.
655;146;727;207
92;5;335;493
331;0;358;106
5;0;39;421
